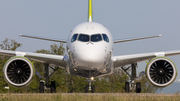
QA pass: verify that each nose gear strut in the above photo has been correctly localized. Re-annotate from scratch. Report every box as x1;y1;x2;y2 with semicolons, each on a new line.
84;78;96;93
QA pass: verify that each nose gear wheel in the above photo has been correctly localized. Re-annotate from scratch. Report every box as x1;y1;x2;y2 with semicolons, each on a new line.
84;78;96;93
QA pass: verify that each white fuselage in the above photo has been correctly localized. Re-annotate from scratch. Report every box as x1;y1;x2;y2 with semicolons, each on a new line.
66;22;114;77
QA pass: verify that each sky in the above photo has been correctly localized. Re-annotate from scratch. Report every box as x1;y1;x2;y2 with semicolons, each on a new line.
1;0;180;89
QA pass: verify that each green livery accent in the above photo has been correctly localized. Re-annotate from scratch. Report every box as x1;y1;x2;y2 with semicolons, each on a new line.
88;0;93;22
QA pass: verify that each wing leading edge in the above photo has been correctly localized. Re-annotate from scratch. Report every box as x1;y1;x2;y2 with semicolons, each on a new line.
114;34;161;43
0;50;67;68
112;50;180;68
19;34;66;43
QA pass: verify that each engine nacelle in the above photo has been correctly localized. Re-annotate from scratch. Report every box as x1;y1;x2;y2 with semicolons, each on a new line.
145;57;177;87
3;56;35;87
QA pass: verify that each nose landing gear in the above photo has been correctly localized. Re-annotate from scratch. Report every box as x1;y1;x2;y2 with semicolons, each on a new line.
84;77;96;93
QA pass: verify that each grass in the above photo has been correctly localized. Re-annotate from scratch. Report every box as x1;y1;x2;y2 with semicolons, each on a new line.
0;93;180;101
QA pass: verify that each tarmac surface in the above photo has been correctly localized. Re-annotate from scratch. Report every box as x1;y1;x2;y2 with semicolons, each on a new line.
2;93;180;96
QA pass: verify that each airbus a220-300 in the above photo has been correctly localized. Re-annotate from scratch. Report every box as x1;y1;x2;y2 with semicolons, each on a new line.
0;0;179;93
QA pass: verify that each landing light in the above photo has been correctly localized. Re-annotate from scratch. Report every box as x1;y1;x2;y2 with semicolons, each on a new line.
74;69;77;72
91;77;94;80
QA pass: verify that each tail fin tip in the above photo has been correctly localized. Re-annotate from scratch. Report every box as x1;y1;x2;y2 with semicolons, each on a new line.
88;0;93;22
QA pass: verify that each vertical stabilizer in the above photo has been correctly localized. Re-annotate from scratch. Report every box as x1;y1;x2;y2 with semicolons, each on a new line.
88;0;93;22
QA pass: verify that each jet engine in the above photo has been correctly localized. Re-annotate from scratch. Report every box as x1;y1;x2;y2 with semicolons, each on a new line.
145;57;177;87
3;56;35;87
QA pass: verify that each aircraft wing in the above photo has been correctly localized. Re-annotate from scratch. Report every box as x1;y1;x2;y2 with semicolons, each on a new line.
112;50;180;68
0;50;67;68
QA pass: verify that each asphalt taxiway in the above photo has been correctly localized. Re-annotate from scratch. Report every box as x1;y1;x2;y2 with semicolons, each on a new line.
2;93;180;96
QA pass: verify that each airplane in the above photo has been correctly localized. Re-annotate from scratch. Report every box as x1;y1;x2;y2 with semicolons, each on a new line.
0;0;180;93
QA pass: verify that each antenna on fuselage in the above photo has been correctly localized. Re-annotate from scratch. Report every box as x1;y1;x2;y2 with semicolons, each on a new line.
88;0;93;22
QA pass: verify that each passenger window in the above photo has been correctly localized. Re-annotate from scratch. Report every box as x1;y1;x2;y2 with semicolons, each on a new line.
91;34;102;42
71;34;78;43
102;34;109;42
78;34;89;42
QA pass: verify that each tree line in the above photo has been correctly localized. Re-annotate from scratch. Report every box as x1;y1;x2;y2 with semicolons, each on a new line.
0;38;160;93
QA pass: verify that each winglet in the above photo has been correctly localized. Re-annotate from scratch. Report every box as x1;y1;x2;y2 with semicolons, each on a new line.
88;0;93;22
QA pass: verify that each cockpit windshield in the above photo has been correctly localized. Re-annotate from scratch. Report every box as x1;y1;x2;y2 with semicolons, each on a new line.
71;34;78;42
102;34;109;42
78;34;89;42
71;33;109;43
91;34;102;42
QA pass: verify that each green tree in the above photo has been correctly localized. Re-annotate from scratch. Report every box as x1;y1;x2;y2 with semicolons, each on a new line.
0;38;21;51
108;68;129;92
94;68;129;93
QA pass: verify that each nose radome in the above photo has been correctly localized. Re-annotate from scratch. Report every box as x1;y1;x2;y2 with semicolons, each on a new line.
86;53;104;63
74;48;106;67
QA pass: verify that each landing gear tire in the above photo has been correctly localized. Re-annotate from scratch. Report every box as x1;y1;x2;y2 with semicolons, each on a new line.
50;81;56;93
91;85;95;93
39;82;44;93
50;87;55;93
136;82;141;93
84;85;89;93
125;82;130;93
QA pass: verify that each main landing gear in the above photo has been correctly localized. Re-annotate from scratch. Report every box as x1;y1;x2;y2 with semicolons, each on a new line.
125;81;141;93
84;77;96;93
38;64;58;93
39;80;56;93
122;63;143;93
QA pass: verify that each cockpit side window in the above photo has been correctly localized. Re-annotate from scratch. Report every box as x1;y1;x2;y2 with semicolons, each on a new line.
102;34;109;42
91;34;102;42
78;34;89;42
71;34;78;43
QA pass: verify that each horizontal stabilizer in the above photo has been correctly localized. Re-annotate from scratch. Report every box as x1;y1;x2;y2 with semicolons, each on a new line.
114;34;162;43
19;34;66;43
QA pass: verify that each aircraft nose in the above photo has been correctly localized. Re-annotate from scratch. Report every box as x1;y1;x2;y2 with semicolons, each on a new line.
73;47;106;68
